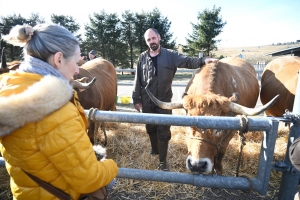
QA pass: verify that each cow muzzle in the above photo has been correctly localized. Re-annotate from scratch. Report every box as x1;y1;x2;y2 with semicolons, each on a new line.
186;156;213;173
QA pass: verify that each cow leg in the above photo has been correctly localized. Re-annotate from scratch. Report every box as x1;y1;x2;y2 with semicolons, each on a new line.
88;122;95;145
158;140;169;171
100;122;107;147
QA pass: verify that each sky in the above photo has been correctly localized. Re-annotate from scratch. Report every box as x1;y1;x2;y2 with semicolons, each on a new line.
0;0;299;48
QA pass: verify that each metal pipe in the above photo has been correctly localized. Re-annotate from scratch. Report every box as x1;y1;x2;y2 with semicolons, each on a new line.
85;110;273;132
256;119;279;194
0;157;5;167
117;168;258;191
0;111;280;195
278;71;300;200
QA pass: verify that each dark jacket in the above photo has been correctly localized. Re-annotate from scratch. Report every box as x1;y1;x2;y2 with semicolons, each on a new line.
132;47;206;109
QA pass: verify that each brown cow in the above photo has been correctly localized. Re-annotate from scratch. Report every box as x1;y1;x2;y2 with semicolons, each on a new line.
146;56;279;175
74;58;118;145
260;56;300;116
0;48;21;74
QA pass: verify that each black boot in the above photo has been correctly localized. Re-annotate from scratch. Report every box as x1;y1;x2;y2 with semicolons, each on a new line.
149;134;159;155
158;140;169;171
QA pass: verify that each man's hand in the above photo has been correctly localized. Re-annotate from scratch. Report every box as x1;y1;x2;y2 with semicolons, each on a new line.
134;103;143;112
205;58;219;64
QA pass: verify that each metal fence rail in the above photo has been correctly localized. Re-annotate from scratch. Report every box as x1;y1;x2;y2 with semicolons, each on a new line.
0;113;279;195
84;109;279;195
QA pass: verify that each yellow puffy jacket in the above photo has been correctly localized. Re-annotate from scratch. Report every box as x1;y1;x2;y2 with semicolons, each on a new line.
0;71;118;200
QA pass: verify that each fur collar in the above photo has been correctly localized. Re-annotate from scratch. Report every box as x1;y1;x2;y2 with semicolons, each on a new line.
0;75;73;137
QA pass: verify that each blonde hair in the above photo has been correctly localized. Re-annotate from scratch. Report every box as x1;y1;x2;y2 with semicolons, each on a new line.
2;23;79;62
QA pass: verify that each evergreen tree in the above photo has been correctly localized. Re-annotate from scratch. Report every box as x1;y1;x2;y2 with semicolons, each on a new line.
183;5;226;57
134;12;148;54
147;8;176;50
134;8;176;54
84;10;107;58
104;13;124;66
51;14;81;40
121;10;137;70
0;13;45;61
84;10;127;67
27;13;45;25
1;14;29;61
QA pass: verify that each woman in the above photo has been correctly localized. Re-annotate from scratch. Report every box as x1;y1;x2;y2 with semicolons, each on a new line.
0;24;118;199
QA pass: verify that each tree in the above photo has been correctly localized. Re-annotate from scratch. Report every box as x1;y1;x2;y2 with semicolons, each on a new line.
134;12;148;54
0;14;28;61
51;14;80;33
183;5;226;57
133;8;176;54
104;13;125;66
0;13;45;61
84;10;107;58
51;14;81;40
27;13;45;25
84;10;128;67
121;10;137;70
147;8;176;50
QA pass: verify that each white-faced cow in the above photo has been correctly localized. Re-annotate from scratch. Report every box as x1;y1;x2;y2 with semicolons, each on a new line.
260;56;300;116
73;58;118;145
146;56;279;175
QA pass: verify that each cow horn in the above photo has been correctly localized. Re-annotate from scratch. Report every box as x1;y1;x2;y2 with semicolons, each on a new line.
229;94;280;116
145;88;183;109
71;77;96;89
1;47;7;69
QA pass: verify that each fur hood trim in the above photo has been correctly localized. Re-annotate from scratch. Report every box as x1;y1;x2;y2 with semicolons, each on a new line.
0;75;73;137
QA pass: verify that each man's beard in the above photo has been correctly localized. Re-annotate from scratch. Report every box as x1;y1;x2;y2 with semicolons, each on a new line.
150;43;159;51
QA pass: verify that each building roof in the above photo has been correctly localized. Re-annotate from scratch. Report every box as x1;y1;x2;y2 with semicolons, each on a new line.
263;46;300;56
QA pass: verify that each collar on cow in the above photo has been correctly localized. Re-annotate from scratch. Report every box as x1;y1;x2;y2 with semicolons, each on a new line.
187;135;225;152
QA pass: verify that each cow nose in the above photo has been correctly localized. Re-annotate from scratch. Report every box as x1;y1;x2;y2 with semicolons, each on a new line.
186;156;208;173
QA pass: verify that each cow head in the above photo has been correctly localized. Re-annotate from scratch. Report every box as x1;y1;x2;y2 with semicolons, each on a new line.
146;88;279;175
183;93;237;175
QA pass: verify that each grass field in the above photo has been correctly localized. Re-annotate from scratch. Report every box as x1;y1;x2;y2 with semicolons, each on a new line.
177;43;300;64
212;43;300;63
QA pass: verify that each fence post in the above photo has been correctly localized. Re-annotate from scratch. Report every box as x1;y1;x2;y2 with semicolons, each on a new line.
278;71;300;200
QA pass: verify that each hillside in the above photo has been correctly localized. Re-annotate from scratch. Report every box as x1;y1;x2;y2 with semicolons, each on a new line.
212;43;300;58
178;43;299;63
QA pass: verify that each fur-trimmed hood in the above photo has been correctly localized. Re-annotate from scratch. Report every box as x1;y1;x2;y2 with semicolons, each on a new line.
0;74;73;137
